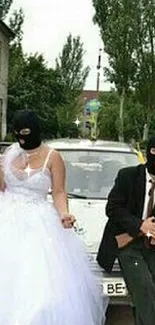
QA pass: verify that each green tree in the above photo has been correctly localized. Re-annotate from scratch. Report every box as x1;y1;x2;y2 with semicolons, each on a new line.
9;7;24;44
97;90;145;142
93;0;155;141
55;34;89;136
8;53;68;138
8;7;25;90
123;93;146;142
92;0;141;141
7;8;67;139
21;54;67;138
56;34;89;99
133;1;155;139
7;10;89;139
97;91;119;140
0;0;13;20
7;7;25;135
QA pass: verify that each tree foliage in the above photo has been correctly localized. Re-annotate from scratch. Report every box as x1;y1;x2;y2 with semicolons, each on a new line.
93;0;138;92
55;34;90;137
0;0;12;20
9;7;24;44
133;1;155;138
6;10;88;139
92;0;155;141
56;34;89;99
97;91;119;140
8;52;69;138
92;0;140;141
97;90;146;142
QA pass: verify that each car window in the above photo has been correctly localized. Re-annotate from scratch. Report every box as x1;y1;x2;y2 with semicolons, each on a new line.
60;150;139;199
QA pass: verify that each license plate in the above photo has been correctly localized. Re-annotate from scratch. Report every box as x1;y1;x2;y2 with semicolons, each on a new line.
102;277;128;296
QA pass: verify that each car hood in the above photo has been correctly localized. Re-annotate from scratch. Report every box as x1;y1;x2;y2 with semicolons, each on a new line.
69;198;108;253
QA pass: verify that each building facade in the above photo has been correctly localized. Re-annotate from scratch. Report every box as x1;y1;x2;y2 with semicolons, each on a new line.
0;21;13;140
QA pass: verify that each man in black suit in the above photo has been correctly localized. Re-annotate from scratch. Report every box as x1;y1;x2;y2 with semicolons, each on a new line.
97;136;155;325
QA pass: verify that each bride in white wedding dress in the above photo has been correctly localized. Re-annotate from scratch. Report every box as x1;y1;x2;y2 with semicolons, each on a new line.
0;110;108;325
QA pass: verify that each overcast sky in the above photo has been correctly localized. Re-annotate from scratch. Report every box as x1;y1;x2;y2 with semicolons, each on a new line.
9;0;112;91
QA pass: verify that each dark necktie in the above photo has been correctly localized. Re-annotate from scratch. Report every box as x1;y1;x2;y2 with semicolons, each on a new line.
147;180;155;218
145;180;155;247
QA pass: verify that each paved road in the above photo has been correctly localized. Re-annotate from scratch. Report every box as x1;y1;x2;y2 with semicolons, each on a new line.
105;305;134;325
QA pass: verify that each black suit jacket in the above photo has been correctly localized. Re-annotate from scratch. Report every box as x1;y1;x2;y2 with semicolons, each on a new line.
97;164;149;273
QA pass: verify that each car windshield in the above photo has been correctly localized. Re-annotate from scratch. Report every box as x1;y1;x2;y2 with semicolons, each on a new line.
60;150;139;199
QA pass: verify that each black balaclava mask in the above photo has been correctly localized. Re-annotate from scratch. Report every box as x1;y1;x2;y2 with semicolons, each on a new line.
13;110;42;150
146;136;155;175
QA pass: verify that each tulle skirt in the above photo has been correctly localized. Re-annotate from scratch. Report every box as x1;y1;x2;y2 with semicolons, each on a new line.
0;191;108;325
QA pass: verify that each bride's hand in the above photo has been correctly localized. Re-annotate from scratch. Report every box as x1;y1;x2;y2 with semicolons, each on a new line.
61;213;76;228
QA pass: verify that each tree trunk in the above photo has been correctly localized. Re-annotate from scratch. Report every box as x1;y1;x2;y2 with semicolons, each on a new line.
0;98;7;141
142;123;148;141
143;109;152;141
118;88;125;142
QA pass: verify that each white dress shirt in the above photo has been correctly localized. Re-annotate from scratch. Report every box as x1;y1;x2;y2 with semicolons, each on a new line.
142;169;155;220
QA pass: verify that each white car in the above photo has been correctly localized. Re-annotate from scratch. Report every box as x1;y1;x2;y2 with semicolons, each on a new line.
46;138;141;305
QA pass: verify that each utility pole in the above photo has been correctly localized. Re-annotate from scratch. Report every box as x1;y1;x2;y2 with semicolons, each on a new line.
91;49;102;140
96;48;102;93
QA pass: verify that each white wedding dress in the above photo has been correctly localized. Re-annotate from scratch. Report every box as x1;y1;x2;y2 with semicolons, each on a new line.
0;143;108;325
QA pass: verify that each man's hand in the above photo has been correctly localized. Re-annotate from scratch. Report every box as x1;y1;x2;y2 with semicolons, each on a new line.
61;213;76;229
115;233;134;248
140;217;155;238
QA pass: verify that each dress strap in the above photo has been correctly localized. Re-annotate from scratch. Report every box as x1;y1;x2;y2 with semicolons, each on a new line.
42;149;53;172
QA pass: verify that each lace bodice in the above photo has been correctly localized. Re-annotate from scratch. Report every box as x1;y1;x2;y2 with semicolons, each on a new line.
2;143;52;200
